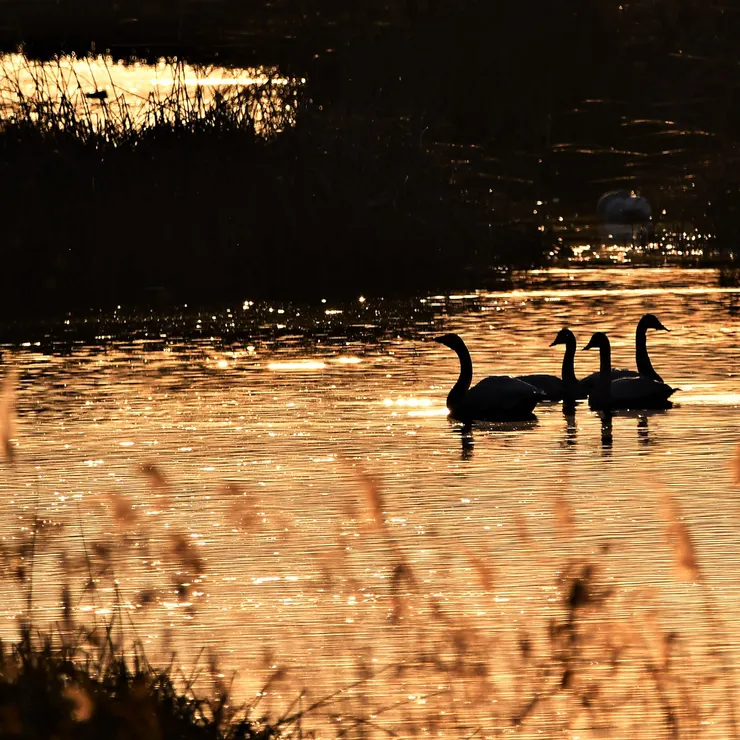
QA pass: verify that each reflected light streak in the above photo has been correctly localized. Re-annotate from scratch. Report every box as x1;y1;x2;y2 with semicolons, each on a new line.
267;361;326;371
488;286;740;300
334;357;362;365
152;76;290;87
407;407;449;417
383;397;434;407
675;394;740;405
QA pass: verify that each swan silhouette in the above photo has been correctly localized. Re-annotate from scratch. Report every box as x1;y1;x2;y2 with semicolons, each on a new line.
582;332;676;410
435;333;544;421
580;313;669;392
517;328;587;403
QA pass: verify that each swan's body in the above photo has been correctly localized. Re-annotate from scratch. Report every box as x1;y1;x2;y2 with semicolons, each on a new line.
608;376;675;408
515;373;563;401
435;333;544;421
579;314;669;393
583;332;676;411
580;366;640;390
517;328;587;403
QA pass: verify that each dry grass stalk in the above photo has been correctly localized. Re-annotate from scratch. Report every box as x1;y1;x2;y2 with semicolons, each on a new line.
553;495;576;541
60;583;74;633
389;588;406;625
389;560;417;624
222;483;257;530
140;463;172;504
732;441;740;486
356;468;386;533
637;592;671;668
461;546;495;592
137;589;156;609
105;492;137;527
552;469;576;541
0;366;18;463
169;533;205;577
659;491;700;583
514;513;530;545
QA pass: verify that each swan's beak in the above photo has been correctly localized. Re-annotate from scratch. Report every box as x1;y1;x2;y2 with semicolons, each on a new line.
549;338;560;347
582;342;595;352
660;324;671;332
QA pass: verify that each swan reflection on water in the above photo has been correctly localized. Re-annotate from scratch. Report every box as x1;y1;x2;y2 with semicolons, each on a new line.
459;425;475;460
600;414;613;451
454;418;539;460
618;408;670;448
562;403;578;448
434;317;678;458
638;416;650;446
592;407;671;454
449;393;674;459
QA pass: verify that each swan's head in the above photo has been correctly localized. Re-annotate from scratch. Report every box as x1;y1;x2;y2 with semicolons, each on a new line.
583;332;610;352
550;328;575;347
638;313;670;332
434;333;464;351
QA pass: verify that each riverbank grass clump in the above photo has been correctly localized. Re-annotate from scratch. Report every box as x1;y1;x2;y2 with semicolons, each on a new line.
0;625;285;739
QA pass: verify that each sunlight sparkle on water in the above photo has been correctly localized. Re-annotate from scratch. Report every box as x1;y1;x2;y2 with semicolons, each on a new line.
1;268;740;737
677;393;740;405
383;397;434;407
267;360;326;371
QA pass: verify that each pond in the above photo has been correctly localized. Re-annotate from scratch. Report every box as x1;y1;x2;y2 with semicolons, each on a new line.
1;267;739;737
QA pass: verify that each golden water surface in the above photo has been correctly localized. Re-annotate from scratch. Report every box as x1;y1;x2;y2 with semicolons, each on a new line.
1;267;739;738
0;53;297;132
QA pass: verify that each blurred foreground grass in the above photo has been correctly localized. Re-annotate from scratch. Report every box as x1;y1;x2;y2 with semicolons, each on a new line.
0;370;737;738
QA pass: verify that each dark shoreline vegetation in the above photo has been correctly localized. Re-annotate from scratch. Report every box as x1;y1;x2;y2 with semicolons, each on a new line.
0;628;293;739
2;1;740;317
0;65;527;315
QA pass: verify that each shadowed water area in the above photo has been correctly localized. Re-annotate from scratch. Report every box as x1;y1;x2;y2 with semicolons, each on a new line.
1;267;740;737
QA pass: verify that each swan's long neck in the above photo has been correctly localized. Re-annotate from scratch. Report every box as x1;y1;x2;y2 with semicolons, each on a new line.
598;341;612;406
635;326;663;382
448;340;473;409
561;334;578;386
